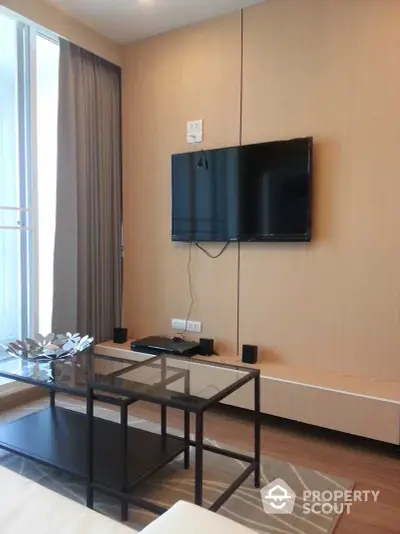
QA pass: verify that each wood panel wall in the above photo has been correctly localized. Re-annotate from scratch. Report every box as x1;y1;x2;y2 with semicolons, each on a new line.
122;13;242;354
239;0;400;379
122;0;400;381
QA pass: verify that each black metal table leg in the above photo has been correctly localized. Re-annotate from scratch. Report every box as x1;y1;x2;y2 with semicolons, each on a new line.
184;370;190;469
120;403;129;521
49;390;55;408
161;406;167;443
86;387;94;509
161;357;167;448
194;412;204;506
254;374;261;488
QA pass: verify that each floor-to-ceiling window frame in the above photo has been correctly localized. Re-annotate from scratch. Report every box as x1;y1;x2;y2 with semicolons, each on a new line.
0;7;59;378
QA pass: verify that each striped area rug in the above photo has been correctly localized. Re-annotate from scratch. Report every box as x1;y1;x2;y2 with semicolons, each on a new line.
0;397;353;534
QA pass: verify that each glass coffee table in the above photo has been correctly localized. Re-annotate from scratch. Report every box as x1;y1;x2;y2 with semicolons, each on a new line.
0;352;186;520
87;353;261;516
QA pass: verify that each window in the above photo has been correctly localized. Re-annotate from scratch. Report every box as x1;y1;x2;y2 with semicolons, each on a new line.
0;8;59;357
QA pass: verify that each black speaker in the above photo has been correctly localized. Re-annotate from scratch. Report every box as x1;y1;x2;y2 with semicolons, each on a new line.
113;327;128;344
242;344;258;364
199;338;215;356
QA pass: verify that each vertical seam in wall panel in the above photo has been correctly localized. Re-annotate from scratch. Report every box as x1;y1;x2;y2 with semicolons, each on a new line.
236;8;244;355
239;9;244;146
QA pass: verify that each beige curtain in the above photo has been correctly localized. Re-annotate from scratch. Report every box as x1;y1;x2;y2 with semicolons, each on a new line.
52;39;122;342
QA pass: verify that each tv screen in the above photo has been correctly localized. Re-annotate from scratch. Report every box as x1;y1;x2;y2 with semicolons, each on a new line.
171;137;312;242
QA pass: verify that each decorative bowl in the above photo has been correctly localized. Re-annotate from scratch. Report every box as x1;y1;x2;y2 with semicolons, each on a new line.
3;332;94;363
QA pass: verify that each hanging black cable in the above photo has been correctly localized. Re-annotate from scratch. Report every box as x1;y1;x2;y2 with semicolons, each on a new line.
195;241;230;259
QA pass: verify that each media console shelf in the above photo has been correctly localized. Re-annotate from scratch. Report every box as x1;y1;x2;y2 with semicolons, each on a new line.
96;341;400;445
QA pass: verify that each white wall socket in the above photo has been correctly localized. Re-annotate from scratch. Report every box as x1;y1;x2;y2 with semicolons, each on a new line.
187;119;203;143
186;320;202;333
172;318;186;331
171;318;202;333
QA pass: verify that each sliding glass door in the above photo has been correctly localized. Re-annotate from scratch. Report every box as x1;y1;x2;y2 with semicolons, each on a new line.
0;9;59;352
0;13;33;347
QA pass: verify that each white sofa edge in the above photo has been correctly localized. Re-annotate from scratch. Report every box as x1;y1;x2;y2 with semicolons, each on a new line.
0;466;256;534
142;499;256;534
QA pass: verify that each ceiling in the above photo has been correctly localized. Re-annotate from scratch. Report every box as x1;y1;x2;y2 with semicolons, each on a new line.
46;0;264;44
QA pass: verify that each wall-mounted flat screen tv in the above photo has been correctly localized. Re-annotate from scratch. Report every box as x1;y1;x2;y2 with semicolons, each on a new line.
171;137;312;242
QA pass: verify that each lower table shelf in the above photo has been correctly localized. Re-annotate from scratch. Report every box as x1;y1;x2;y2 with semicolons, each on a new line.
0;406;185;490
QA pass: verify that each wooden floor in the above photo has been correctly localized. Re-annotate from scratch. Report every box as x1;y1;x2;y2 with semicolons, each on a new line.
128;401;400;534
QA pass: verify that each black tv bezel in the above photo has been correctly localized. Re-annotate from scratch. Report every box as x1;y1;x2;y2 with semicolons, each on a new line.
171;137;313;243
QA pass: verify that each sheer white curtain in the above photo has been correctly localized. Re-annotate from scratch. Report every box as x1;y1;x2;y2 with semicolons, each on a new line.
36;34;59;334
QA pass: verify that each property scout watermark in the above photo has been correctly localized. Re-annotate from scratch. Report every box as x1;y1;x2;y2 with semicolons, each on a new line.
260;478;379;516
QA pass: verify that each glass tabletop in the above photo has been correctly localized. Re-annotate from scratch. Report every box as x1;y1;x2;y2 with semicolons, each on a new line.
89;353;259;412
0;351;136;400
